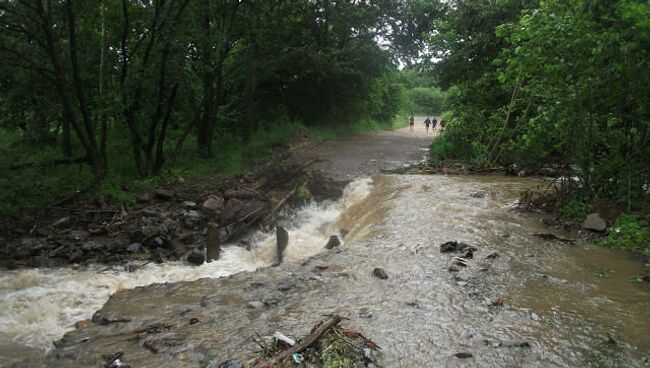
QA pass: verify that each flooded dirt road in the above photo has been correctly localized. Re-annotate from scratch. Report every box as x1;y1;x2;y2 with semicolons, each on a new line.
1;122;649;367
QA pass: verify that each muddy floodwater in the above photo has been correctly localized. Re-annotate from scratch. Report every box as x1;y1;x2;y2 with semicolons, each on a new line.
2;174;649;367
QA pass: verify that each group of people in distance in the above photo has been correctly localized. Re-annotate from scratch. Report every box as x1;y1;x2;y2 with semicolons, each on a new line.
409;114;445;134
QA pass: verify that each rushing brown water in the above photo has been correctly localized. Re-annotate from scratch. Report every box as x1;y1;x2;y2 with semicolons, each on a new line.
2;174;649;367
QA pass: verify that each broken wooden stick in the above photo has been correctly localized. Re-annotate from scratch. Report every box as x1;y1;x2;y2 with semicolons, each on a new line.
252;315;343;368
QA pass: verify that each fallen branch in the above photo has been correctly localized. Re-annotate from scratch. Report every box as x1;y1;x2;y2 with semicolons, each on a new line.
252;315;343;368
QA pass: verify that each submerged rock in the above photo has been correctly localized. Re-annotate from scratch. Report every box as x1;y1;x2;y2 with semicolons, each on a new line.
372;268;388;279
454;352;473;359
486;252;499;260
583;213;607;232
470;191;487;198
440;241;477;253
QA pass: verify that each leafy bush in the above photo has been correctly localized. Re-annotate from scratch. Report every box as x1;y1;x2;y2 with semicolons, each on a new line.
601;214;650;256
556;198;588;223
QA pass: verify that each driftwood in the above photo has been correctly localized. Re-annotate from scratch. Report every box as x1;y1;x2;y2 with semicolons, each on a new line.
252;315;343;368
9;155;89;170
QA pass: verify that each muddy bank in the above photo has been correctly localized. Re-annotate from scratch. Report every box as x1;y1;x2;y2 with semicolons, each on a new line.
0;152;347;270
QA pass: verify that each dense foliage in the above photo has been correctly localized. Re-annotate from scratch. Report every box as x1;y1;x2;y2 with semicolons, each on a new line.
430;0;650;214
0;0;436;214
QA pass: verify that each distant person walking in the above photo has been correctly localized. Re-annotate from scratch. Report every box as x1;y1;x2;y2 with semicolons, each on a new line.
409;114;415;132
432;117;438;132
424;117;431;133
439;119;446;132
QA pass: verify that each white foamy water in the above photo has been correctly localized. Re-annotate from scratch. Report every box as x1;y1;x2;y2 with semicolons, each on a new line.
0;178;373;352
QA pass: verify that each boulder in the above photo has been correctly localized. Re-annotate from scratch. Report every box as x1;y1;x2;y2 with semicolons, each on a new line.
220;198;244;224
470;191;487;199
325;235;341;249
372;267;388;279
187;249;205;266
126;243;142;253
153;189;175;200
583;213;607;232
201;197;224;218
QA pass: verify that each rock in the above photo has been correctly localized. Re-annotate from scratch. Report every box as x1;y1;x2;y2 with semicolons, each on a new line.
153;189;175;200
82;241;103;251
452;257;468;267
13;246;34;260
74;320;93;329
201;197;224;218
448;265;460;273
187;249;205;266
208;360;244;368
143;337;183;353
372;267;388;279
325;235;341;249
52;217;71;228
276;226;289;265
464;250;474;259
126;243;142;253
183;201;197;209
206;223;221;262
470;191;487;198
583;213;607;232
136;193;151;203
129;230;146;243
339;228;349;238
486;252;499;260
454;352;473;359
220;198;244;224
440;241;477;253
247;301;265;309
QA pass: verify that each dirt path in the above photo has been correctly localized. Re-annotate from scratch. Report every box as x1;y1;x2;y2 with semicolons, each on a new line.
306;119;437;180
